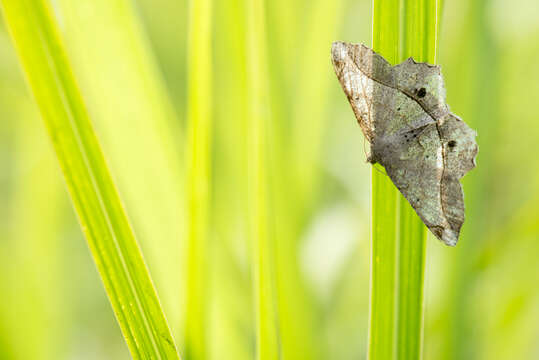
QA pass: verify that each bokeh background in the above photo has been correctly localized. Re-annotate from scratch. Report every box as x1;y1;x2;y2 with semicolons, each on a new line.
1;0;539;359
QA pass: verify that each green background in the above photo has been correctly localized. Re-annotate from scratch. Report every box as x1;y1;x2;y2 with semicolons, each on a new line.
1;0;538;359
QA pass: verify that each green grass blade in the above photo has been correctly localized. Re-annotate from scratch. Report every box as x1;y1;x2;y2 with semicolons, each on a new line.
211;0;252;357
56;0;186;338
371;1;441;359
0;35;67;359
369;1;400;359
247;0;281;358
369;170;398;360
396;1;440;359
292;0;344;212
0;1;181;359
396;203;427;359
3;106;66;360
439;0;501;358
184;0;212;358
271;1;344;359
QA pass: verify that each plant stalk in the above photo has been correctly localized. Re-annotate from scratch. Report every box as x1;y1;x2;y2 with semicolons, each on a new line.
370;0;441;359
0;0;181;358
247;0;281;358
185;0;213;358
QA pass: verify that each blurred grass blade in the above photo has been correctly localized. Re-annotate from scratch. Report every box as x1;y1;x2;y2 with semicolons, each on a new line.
292;0;344;211
441;0;501;358
185;0;212;358
0;1;181;359
247;0;281;358
273;0;344;358
0;32;67;359
369;1;400;359
396;1;440;359
56;0;186;337
4;106;66;360
211;0;253;357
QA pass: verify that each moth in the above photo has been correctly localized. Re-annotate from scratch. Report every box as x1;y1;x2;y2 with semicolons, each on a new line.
331;41;478;246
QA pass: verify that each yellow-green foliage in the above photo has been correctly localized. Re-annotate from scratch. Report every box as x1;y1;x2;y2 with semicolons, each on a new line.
1;0;539;359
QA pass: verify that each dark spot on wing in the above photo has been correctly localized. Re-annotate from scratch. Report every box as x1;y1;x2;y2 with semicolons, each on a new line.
417;87;426;98
448;140;457;149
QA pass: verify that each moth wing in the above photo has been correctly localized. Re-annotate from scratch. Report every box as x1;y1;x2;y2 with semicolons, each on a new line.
393;59;449;120
331;41;379;142
331;42;434;146
377;123;460;245
438;114;478;238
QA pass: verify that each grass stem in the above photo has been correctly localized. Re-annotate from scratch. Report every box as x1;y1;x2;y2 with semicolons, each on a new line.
0;0;181;358
185;0;213;358
247;0;281;358
369;1;400;359
370;1;441;359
